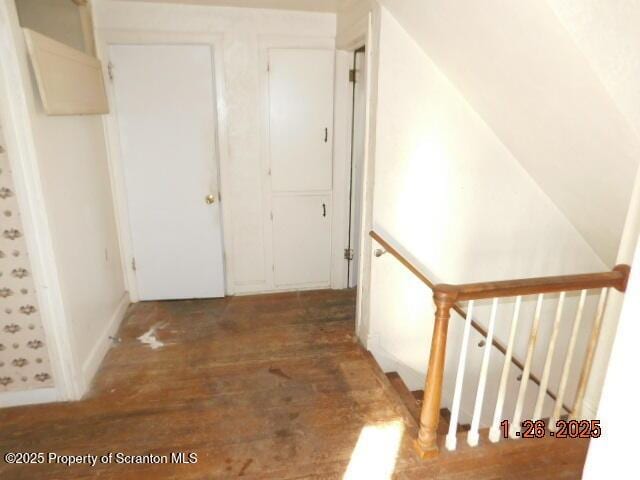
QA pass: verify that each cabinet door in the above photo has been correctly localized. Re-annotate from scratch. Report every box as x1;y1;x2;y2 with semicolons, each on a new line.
268;48;334;192
272;195;331;287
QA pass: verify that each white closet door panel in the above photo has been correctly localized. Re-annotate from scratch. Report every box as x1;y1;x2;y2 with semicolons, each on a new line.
272;195;331;286
349;49;367;288
268;48;334;192
110;44;225;300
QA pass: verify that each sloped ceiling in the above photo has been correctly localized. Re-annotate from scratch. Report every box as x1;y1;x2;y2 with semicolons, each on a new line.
379;0;640;266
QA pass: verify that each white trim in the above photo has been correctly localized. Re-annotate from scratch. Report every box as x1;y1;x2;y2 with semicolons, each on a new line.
233;284;331;296
366;333;393;366
0;0;82;400
355;11;376;343
94;29;235;300
333;39;369;291
367;334;422;388
0;387;59;409
81;293;130;388
367;332;474;423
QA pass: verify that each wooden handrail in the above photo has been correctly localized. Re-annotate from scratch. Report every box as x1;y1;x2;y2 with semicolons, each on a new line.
435;266;630;422
370;230;630;299
435;265;630;302
369;230;631;458
370;230;436;289
370;230;578;412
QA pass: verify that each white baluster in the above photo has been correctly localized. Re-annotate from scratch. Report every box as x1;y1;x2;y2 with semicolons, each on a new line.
532;292;566;420
510;294;544;439
571;288;609;420
488;296;522;443
467;298;499;447
445;300;475;451
550;289;586;431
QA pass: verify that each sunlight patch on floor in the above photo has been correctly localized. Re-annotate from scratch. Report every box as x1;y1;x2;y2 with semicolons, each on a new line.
343;419;405;479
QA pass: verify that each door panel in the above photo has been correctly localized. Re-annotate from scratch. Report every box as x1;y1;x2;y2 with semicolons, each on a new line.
110;44;225;300
349;49;367;287
272;195;331;287
268;49;334;192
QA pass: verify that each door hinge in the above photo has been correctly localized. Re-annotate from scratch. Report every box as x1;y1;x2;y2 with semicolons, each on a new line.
131;257;136;271
344;248;354;261
270;212;274;221
349;68;356;83
107;61;114;81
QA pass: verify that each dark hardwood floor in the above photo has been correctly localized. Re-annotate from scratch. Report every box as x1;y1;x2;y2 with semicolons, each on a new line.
0;289;588;479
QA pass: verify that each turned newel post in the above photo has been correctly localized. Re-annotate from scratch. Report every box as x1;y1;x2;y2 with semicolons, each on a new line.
415;287;457;459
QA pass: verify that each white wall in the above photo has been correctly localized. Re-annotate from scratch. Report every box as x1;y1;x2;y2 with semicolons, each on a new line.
94;0;338;295
27;110;127;386
547;0;640;141
4;0;127;397
583;235;640;478
545;0;640;414
378;0;640;267
365;6;609;424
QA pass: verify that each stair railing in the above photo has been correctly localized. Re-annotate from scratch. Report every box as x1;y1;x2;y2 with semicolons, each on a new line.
369;231;630;459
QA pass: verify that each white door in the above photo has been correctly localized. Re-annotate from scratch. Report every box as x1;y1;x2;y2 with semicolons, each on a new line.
268;48;335;287
110;44;225;300
348;48;367;287
268;49;334;192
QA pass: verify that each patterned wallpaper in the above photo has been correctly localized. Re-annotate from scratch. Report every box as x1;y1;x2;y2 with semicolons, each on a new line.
0;121;54;392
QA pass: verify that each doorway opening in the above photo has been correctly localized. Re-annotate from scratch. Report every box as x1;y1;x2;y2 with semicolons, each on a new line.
347;46;367;288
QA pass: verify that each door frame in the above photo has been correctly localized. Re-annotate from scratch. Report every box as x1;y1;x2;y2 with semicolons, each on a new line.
346;45;367;288
95;30;234;301
333;18;372;294
337;12;377;344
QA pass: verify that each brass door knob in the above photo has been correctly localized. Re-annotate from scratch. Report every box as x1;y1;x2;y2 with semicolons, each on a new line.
205;194;216;205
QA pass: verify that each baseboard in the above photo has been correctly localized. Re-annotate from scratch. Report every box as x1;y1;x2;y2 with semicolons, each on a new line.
80;292;130;393
367;334;425;391
233;283;333;296
366;334;400;372
366;334;475;424
0;387;59;408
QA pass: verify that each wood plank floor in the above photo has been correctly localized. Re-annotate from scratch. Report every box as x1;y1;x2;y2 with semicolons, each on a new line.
0;289;588;479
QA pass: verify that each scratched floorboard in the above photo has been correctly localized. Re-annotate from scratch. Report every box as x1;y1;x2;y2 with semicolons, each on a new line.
0;289;588;479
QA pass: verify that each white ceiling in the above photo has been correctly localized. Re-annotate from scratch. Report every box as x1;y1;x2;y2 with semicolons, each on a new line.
117;0;353;13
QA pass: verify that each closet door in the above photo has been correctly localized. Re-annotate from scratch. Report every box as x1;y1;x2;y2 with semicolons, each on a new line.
272;195;332;287
268;48;335;287
111;44;225;300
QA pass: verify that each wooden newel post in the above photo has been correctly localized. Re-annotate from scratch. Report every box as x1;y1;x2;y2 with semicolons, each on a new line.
415;289;456;459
